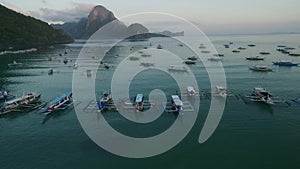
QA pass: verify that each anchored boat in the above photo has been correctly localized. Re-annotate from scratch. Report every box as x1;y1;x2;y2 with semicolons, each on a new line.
273;60;298;67
44;93;72;115
246;87;274;105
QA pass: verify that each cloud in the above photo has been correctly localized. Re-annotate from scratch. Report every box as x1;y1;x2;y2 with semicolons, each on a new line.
28;2;95;24
1;2;28;15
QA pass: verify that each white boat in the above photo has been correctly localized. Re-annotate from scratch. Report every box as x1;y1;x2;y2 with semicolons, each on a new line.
246;87;274;105
73;62;78;69
171;95;183;115
0;92;41;115
208;56;222;61
215;85;227;98
168;65;188;72
8;60;22;67
187;86;196;96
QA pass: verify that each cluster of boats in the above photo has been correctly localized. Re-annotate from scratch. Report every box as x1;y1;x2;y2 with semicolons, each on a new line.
0;90;73;116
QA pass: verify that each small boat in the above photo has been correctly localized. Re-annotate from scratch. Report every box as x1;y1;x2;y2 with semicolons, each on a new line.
187;86;196;96
187;56;198;61
248;44;256;47
246;87;274;105
201;50;210;53
215;85;227;98
63;58;68;64
134;94;144;111
229;42;234;45
0;92;41;115
73;62;78;69
249;65;273;72
141;53;151;57
48;68;53;75
129;56;139;61
288;53;300;56
157;44;163;49
213;54;224;57
199;45;206;49
0;89;9;100
8;61;22;67
277;45;286;48
168;65;188;72
208;56;222;61
140;62;154;67
97;91;113;111
224;44;230;48
260;51;270;54
183;60;196;65
171;95;183;115
179;44;184;47
238;47;247;50
285;47;295;50
246;56;264;60
232;50;240;53
87;69;92;77
44;93;72;115
273;60;298;66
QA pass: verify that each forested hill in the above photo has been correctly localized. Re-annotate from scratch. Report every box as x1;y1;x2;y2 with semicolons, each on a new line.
0;4;73;51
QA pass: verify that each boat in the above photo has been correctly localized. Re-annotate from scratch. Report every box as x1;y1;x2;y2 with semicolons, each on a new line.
141;53;151;57
238;47;247;50
183;60;196;65
246;87;274;105
288;53;300;56
129;56;139;61
87;69;92;77
215;85;227;98
73;62;78;69
187;56;198;61
63;58;68;64
8;60;22;67
48;68;53;75
140;62;154;67
44;93;72;115
179;43;184;47
187;86;196;96
249;65;273;72
246;56;264;60
199;45;206;49
168;65;188;72
285;47;295;50
224;44;230;48
232;50;240;53
0;92;41;115
201;50;210;53
273;60;298;66
213;54;224;57
134;94;144;111
97;91;112;111
0;89;9;100
248;44;256;47
259;52;270;55
208;56;222;61
157;44;163;49
171;95;183;115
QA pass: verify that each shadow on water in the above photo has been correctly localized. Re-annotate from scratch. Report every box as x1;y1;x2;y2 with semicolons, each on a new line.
41;106;73;124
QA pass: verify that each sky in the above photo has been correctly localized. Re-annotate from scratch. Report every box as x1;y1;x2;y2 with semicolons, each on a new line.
1;0;300;35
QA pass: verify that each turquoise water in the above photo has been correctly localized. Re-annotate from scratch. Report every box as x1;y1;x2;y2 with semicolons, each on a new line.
0;34;299;169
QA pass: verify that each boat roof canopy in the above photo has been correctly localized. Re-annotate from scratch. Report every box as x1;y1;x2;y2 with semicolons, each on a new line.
172;95;183;106
135;94;143;102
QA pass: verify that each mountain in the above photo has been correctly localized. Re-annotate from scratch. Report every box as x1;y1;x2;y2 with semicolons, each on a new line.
0;4;73;51
52;5;149;39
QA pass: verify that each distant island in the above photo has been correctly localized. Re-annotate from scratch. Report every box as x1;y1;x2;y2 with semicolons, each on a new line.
0;4;73;51
52;5;183;40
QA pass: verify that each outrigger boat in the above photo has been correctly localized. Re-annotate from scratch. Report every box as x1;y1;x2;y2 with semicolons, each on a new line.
246;87;274;105
0;92;41;115
134;94;144;112
171;95;183;115
249;65;273;72
0;89;9;100
97;91;113;111
246;56;264;60
215;85;228;98
8;60;22;68
273;60;298;67
183;60;196;65
44;93;73;115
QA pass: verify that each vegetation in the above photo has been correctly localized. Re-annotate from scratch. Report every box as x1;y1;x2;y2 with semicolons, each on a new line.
0;4;73;51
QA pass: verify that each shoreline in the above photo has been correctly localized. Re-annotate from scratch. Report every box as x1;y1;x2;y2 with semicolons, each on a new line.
0;48;38;56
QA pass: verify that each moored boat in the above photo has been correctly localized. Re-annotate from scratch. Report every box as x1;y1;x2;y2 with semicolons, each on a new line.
247;87;274;105
215;85;227;98
44;93;72;115
259;52;270;55
8;60;22;67
171;95;183;115
249;65;273;72
134;94;144;111
183;60;196;65
0;92;41;115
246;56;264;60
273;60;298;66
0;89;9;100
187;56;198;61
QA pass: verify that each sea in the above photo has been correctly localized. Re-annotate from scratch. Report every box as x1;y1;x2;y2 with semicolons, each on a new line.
0;33;299;169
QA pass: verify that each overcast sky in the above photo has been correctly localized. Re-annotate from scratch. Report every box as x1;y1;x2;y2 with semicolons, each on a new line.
1;0;300;35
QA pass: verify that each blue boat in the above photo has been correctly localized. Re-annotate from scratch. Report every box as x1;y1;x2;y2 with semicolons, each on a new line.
97;91;112;111
0;89;9;100
45;93;72;115
134;94;144;111
273;60;298;66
